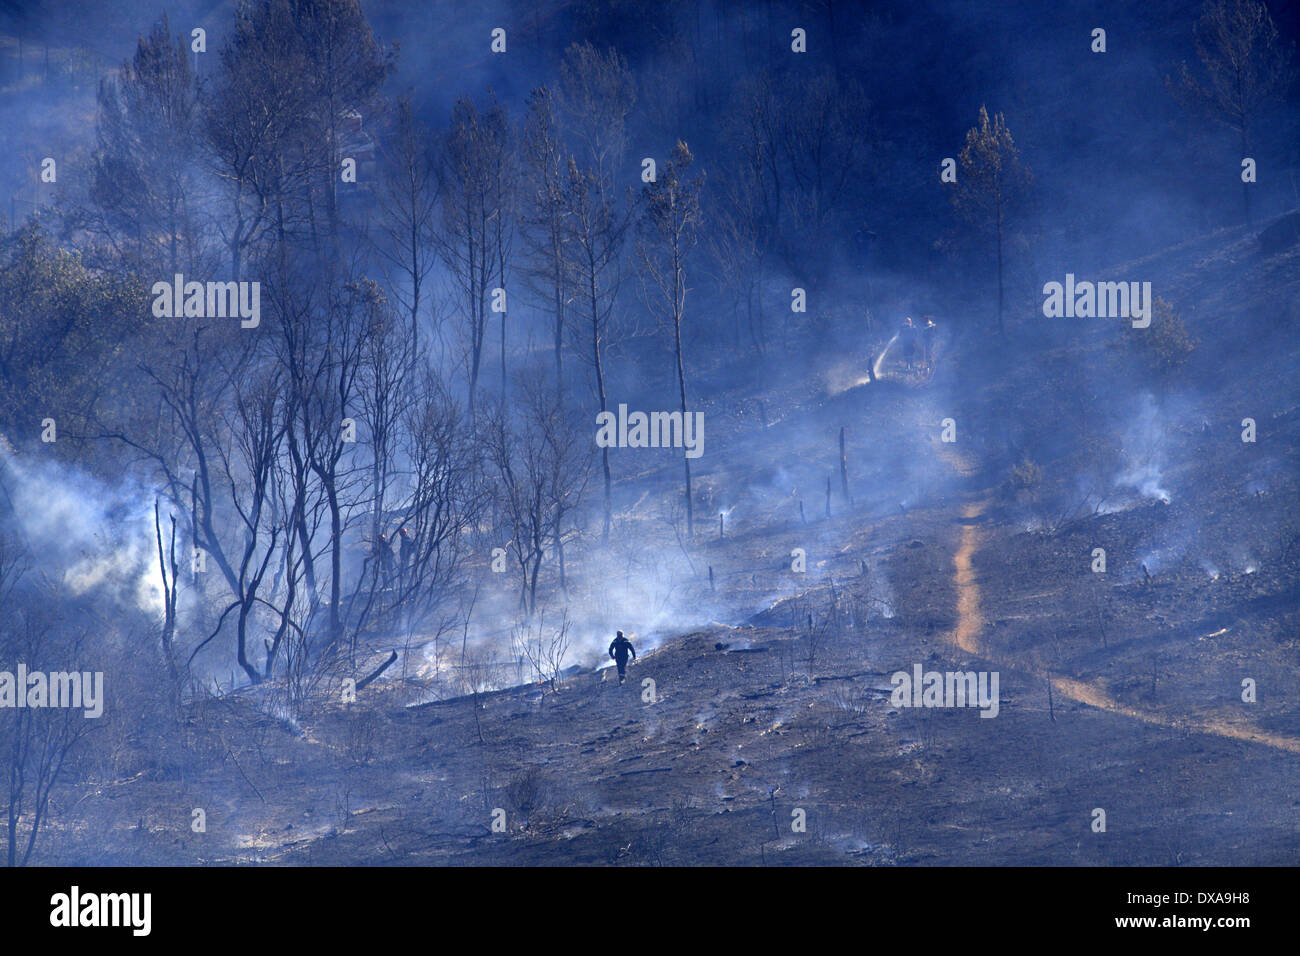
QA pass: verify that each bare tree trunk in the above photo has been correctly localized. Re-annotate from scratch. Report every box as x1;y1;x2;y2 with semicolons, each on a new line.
839;426;849;501
592;274;612;541
528;548;541;615
499;235;508;394
154;500;180;686
411;215;422;349
553;520;567;593
326;482;343;656
675;311;693;537
554;251;564;402
296;503;318;604
236;598;261;684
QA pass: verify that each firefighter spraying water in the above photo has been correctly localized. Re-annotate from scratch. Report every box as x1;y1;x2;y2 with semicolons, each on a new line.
871;315;938;381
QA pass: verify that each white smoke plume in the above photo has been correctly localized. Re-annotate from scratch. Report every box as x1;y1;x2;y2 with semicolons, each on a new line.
1114;392;1172;504
0;440;164;616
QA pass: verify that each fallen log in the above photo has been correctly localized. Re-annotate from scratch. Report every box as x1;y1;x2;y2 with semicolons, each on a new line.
355;650;399;692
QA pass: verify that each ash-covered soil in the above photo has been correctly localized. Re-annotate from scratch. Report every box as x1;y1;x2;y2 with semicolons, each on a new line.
40;227;1300;866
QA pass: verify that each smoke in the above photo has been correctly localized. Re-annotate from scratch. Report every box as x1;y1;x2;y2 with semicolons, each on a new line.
1114;392;1172;505
0;441;164;617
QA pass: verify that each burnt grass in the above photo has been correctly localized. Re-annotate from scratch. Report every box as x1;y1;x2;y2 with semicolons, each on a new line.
38;224;1300;866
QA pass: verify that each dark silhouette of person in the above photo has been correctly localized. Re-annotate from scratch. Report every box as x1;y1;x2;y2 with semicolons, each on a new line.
397;526;414;587
374;533;394;587
608;631;636;685
900;316;917;371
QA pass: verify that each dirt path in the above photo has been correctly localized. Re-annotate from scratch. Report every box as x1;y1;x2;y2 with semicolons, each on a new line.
1051;676;1300;753
951;501;985;655
938;450;1300;754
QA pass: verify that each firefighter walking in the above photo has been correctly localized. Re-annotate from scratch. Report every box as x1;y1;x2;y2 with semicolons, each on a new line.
608;631;636;685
